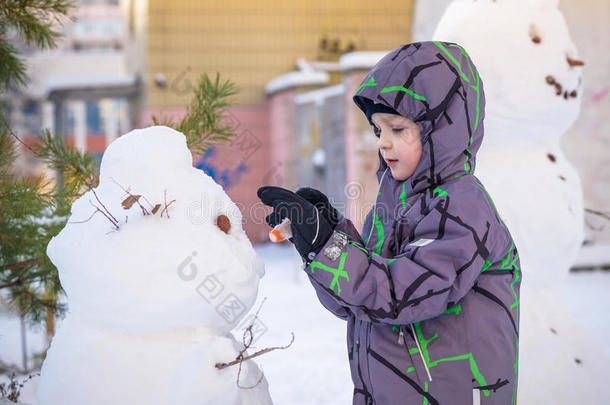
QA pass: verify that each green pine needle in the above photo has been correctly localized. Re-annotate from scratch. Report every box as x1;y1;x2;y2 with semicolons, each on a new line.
153;72;241;156
0;0;76;91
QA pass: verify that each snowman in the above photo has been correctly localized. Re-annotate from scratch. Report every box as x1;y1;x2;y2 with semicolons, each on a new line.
36;126;273;405
433;0;610;403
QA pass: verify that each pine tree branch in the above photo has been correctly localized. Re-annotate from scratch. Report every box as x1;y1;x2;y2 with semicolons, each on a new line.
0;112;67;171
0;258;45;273
0;39;28;89
0;278;24;290
0;0;76;89
32;128;98;193
0;0;77;327
152;72;240;157
0;116;86;323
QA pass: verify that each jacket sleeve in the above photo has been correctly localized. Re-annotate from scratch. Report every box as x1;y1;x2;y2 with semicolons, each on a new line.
306;273;351;321
304;196;493;325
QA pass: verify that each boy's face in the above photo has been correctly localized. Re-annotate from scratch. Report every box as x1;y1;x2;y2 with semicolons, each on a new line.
372;113;423;182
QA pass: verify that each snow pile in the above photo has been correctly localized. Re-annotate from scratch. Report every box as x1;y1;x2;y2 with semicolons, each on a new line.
432;0;582;136
435;0;584;286
36;126;272;405
433;0;610;403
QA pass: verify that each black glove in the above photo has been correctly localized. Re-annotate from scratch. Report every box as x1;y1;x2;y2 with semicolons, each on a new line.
295;187;341;230
257;186;336;263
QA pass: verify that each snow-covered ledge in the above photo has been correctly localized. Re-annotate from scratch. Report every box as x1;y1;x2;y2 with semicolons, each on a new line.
571;243;610;271
339;51;389;71
265;58;329;96
295;83;345;106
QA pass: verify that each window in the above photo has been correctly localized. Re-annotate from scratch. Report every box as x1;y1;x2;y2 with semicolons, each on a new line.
86;100;104;136
22;100;42;136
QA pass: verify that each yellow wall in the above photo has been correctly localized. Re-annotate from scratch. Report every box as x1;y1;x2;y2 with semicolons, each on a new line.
146;0;414;106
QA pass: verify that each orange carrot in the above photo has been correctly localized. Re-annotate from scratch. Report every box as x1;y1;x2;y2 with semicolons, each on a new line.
269;218;292;243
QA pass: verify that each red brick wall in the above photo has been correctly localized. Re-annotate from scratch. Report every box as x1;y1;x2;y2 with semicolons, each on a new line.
139;102;274;244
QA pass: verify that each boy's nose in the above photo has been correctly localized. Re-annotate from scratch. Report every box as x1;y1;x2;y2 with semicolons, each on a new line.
378;132;392;149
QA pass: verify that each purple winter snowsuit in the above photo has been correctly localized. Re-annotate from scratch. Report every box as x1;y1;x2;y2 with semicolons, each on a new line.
304;41;521;404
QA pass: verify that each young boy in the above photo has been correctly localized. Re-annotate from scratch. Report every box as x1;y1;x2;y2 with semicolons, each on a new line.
258;41;521;405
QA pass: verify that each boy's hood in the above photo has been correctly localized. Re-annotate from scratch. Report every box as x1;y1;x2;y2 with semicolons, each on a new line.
353;41;486;198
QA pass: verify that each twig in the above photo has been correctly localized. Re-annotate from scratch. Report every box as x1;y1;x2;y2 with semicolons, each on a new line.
216;332;295;370
586;207;610;222
0;371;40;402
67;208;99;225
243;297;267;347
0;112;64;169
89;200;119;230
139;194;155;209
110;177;151;215
215;297;294;390
236;361;266;390
215;298;294;390
159;190;176;218
90;188;119;226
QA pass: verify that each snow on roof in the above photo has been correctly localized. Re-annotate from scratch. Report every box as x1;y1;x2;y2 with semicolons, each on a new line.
339;51;389;71
309;61;343;72
45;74;137;96
265;58;329;95
23;51;133;99
266;51;390;95
295;83;345;106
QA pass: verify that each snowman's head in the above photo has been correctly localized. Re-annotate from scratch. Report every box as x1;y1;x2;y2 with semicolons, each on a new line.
47;126;265;334
432;0;584;140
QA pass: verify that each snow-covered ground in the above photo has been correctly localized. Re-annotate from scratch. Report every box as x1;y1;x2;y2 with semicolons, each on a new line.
1;242;609;404
559;268;610;359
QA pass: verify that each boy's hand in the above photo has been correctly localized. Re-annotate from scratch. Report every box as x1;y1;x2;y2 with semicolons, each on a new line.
295;187;341;229
257;186;336;262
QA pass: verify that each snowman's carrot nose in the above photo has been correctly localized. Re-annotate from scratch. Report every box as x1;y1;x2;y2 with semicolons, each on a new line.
217;214;231;234
269;218;292;242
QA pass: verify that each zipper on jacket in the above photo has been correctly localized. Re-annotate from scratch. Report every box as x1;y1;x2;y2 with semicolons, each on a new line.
398;324;433;384
365;322;375;402
354;320;360;361
354;319;372;402
410;323;433;383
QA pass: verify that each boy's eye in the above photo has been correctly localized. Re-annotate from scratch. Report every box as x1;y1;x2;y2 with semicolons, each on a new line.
373;125;381;137
393;128;404;132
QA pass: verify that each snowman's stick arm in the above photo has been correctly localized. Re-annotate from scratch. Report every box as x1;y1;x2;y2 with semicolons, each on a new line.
214;332;295;370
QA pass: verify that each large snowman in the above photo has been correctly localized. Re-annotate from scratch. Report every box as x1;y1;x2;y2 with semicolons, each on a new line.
433;0;610;403
36;126;273;404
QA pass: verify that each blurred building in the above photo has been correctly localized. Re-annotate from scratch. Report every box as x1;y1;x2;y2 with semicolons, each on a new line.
3;0;416;243
1;0;136;179
124;0;415;242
